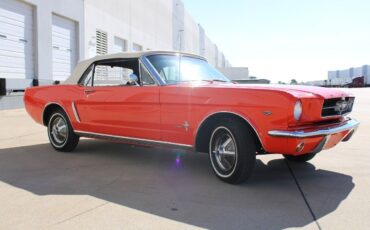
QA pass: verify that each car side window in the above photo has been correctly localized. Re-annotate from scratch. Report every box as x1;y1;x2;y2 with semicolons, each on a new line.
140;64;156;86
93;65;135;86
90;59;140;87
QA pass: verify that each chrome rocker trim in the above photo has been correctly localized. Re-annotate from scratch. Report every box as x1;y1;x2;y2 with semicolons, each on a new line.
268;119;360;138
75;130;193;150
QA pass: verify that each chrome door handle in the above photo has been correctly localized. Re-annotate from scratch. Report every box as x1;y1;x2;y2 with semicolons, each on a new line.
84;89;95;94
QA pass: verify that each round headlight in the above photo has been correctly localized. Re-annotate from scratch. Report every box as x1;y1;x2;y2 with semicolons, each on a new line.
294;101;302;121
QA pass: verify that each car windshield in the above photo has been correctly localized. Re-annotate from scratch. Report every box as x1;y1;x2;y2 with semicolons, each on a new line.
146;54;231;84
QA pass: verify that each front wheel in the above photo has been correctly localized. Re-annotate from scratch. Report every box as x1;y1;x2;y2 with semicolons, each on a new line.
209;119;257;184
47;109;79;152
283;152;316;162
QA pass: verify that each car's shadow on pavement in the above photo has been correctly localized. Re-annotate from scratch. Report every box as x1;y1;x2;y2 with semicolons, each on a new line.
0;140;354;229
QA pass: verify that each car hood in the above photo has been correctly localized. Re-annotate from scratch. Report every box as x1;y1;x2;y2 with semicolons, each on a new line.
196;83;349;99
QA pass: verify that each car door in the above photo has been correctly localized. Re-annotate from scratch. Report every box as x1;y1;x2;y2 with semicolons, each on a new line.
159;84;193;145
146;56;192;145
75;59;161;141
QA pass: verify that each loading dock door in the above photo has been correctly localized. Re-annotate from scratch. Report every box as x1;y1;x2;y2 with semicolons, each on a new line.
0;0;34;80
52;14;77;81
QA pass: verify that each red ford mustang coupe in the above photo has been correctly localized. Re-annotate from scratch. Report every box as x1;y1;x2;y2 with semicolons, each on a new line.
24;51;359;184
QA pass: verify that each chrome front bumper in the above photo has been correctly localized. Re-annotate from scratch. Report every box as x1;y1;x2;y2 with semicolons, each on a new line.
268;119;360;138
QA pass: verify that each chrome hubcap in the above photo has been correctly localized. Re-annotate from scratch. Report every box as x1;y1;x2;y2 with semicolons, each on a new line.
51;117;67;144
211;128;237;171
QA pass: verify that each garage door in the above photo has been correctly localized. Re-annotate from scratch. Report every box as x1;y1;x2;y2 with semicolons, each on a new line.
52;14;77;81
0;0;34;80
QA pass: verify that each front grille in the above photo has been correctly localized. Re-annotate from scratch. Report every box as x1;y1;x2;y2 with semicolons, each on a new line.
321;97;354;117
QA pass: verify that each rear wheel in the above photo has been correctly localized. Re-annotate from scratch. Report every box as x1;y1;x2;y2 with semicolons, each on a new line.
209;119;256;184
283;152;316;162
47;109;79;152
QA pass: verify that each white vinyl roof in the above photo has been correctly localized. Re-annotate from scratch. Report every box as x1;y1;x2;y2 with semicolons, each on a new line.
63;51;205;85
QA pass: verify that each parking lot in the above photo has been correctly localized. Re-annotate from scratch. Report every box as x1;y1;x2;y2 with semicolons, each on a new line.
0;88;369;229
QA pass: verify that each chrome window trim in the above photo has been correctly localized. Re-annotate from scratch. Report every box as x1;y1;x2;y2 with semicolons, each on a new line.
78;58;141;87
75;130;193;149
78;63;95;86
138;60;160;86
142;52;206;62
194;111;265;150
139;56;166;85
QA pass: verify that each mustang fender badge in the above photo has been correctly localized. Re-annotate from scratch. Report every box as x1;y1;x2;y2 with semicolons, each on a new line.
176;121;190;131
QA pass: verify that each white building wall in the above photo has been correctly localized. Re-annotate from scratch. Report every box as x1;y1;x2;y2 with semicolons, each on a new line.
198;25;205;56
339;69;351;85
85;0;229;67
130;0;173;51
218;67;249;81
85;0;173;57
353;66;363;77
328;71;337;80
204;35;216;66
182;10;199;54
172;0;184;51
171;3;228;67
305;80;326;86
218;52;224;68
225;60;231;68
338;69;350;78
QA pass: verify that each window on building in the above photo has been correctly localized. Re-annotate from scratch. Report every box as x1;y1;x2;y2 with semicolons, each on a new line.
132;43;143;51
113;37;127;53
96;30;107;55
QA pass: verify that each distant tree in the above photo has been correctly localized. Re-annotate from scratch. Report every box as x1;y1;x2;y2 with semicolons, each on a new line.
290;79;298;85
278;81;286;85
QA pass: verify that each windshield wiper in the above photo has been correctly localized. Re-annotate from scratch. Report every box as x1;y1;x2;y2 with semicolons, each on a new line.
177;79;230;83
211;79;228;82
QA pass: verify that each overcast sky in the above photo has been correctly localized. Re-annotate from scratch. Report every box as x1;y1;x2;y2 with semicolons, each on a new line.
182;0;370;83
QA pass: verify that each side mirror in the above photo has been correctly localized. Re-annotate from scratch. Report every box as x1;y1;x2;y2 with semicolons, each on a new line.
128;73;139;86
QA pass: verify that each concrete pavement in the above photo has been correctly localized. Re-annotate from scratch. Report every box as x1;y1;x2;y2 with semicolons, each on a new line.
0;88;369;229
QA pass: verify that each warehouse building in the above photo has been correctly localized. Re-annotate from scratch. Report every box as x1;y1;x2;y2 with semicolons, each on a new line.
328;65;370;87
217;67;270;84
0;0;231;93
304;65;370;87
